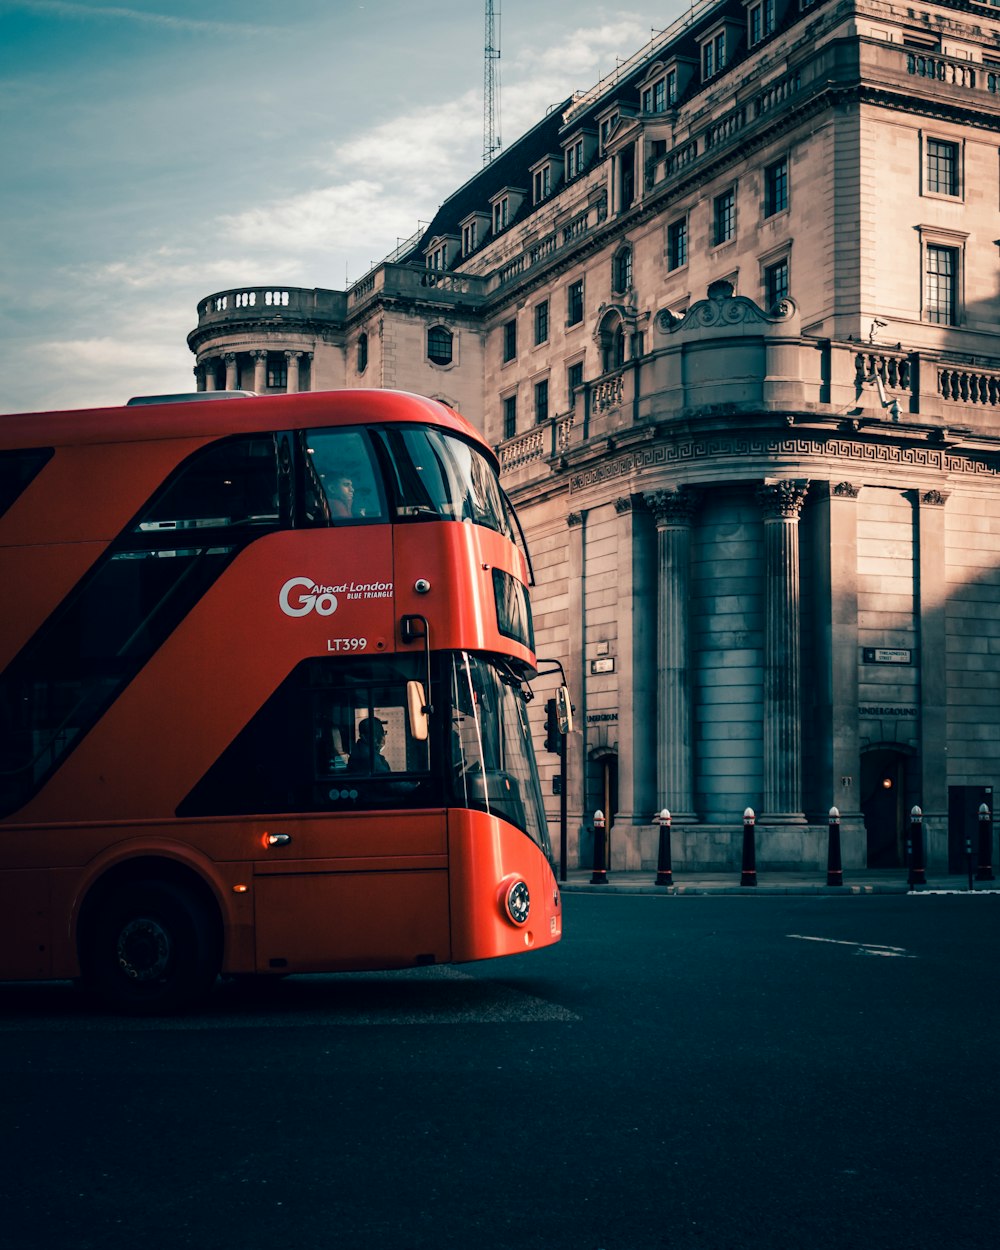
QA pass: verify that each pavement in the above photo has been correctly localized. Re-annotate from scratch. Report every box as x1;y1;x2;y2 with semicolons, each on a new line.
559;867;1000;895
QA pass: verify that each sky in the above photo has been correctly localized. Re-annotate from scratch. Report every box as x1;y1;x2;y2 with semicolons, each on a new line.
0;0;691;414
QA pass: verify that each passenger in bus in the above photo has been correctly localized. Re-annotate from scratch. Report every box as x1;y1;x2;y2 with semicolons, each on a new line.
349;717;391;773
329;474;355;519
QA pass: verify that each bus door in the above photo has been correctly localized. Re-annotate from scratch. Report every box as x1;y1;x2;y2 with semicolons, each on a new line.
180;653;451;972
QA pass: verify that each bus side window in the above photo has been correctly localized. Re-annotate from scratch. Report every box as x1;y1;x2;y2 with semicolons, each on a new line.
135;435;281;532
301;429;386;525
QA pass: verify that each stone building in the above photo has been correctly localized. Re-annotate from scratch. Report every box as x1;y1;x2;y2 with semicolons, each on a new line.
187;0;1000;873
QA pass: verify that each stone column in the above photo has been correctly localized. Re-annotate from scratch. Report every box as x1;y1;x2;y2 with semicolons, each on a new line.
757;479;809;822
203;359;217;391
286;351;301;393
645;487;698;822
224;353;238;391
251;350;267;393
812;481;864;863
194;366;205;393
613;494;657;855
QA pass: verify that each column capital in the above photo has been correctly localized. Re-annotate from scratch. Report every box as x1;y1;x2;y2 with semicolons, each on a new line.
567;511;584;528
757;478;809;520
285;350;302;362
250;349;267;362
920;489;949;507
645;486;699;527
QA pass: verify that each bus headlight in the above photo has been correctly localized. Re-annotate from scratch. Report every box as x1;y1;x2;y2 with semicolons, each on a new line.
503;879;530;926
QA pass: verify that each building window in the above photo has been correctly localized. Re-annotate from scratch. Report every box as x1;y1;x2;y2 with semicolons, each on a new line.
612;247;633;293
599;317;627;373
493;197;509;233
642;78;667;114
357;332;368;373
764;157;789;216
749;0;775;46
462;221;478;256
533;165;551;203
926;138;960;197
503;394;517;440
427;325;453;366
666;68;678;105
567;361;584;401
534;379;549;424
925;244;958;324
534;300;549;345
764;257;789;310
667;218;688;270
566;138;585;180
600;113;619;152
503;318;517;362
267;353;287;389
703;30;726;78
567;279;584;326
713;188;735;245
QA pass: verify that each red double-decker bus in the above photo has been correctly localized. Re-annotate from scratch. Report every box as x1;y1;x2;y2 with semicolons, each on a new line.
0;389;561;1011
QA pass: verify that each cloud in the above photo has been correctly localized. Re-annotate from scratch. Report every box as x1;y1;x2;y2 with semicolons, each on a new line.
213;17;651;278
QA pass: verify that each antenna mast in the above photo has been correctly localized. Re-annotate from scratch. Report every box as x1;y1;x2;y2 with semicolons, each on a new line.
483;1;501;165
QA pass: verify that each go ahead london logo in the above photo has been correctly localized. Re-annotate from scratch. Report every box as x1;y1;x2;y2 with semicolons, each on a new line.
278;576;394;617
278;577;339;617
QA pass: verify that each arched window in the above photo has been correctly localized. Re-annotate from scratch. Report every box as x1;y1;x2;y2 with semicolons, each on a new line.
598;312;627;373
427;325;453;366
357;332;368;373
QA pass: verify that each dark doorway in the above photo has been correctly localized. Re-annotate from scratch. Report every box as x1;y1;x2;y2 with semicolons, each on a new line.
861;748;908;867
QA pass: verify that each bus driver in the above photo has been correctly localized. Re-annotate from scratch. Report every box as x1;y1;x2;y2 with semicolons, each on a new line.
350;717;390;773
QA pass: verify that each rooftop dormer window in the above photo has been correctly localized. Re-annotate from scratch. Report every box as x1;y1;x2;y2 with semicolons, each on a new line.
748;0;775;47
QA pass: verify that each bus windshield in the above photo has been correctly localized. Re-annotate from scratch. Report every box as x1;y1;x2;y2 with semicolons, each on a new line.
375;426;512;536
449;653;550;858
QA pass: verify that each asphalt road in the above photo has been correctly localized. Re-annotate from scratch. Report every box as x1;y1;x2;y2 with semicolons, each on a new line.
2;893;998;1250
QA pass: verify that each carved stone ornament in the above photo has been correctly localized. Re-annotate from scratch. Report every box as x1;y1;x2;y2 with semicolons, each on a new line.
644;487;699;526
757;479;809;519
567;511;584;528
832;481;860;498
656;280;796;335
920;489;949;507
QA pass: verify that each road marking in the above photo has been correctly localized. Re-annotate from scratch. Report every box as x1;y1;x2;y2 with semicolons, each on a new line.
786;934;915;958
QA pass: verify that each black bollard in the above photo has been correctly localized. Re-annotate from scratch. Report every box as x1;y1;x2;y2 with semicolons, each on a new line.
909;806;926;887
654;809;673;886
975;803;994;881
965;836;974;892
590;809;608;885
740;807;757;887
827;805;843;887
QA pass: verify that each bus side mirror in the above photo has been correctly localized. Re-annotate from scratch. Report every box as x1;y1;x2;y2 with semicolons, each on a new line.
407;680;429;741
556;685;573;735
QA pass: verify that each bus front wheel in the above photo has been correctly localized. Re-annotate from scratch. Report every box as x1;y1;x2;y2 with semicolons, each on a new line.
80;879;221;1015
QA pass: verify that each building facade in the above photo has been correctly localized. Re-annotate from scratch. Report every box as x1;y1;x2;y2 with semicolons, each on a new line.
188;0;1000;873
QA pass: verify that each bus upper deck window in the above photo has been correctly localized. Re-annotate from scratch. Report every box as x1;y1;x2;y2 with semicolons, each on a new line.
302;429;386;525
376;426;511;536
135;436;280;533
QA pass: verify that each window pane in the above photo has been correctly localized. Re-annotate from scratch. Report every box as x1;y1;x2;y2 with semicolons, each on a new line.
178;655;437;816
1;545;236;816
136;436;280;533
926;245;956;323
0;447;52;519
376;426;510;535
302;428;386;524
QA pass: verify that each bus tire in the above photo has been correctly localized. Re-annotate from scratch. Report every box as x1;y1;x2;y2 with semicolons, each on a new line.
80;878;221;1015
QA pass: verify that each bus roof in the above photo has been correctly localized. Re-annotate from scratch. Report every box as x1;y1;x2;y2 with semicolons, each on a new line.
0;389;495;462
